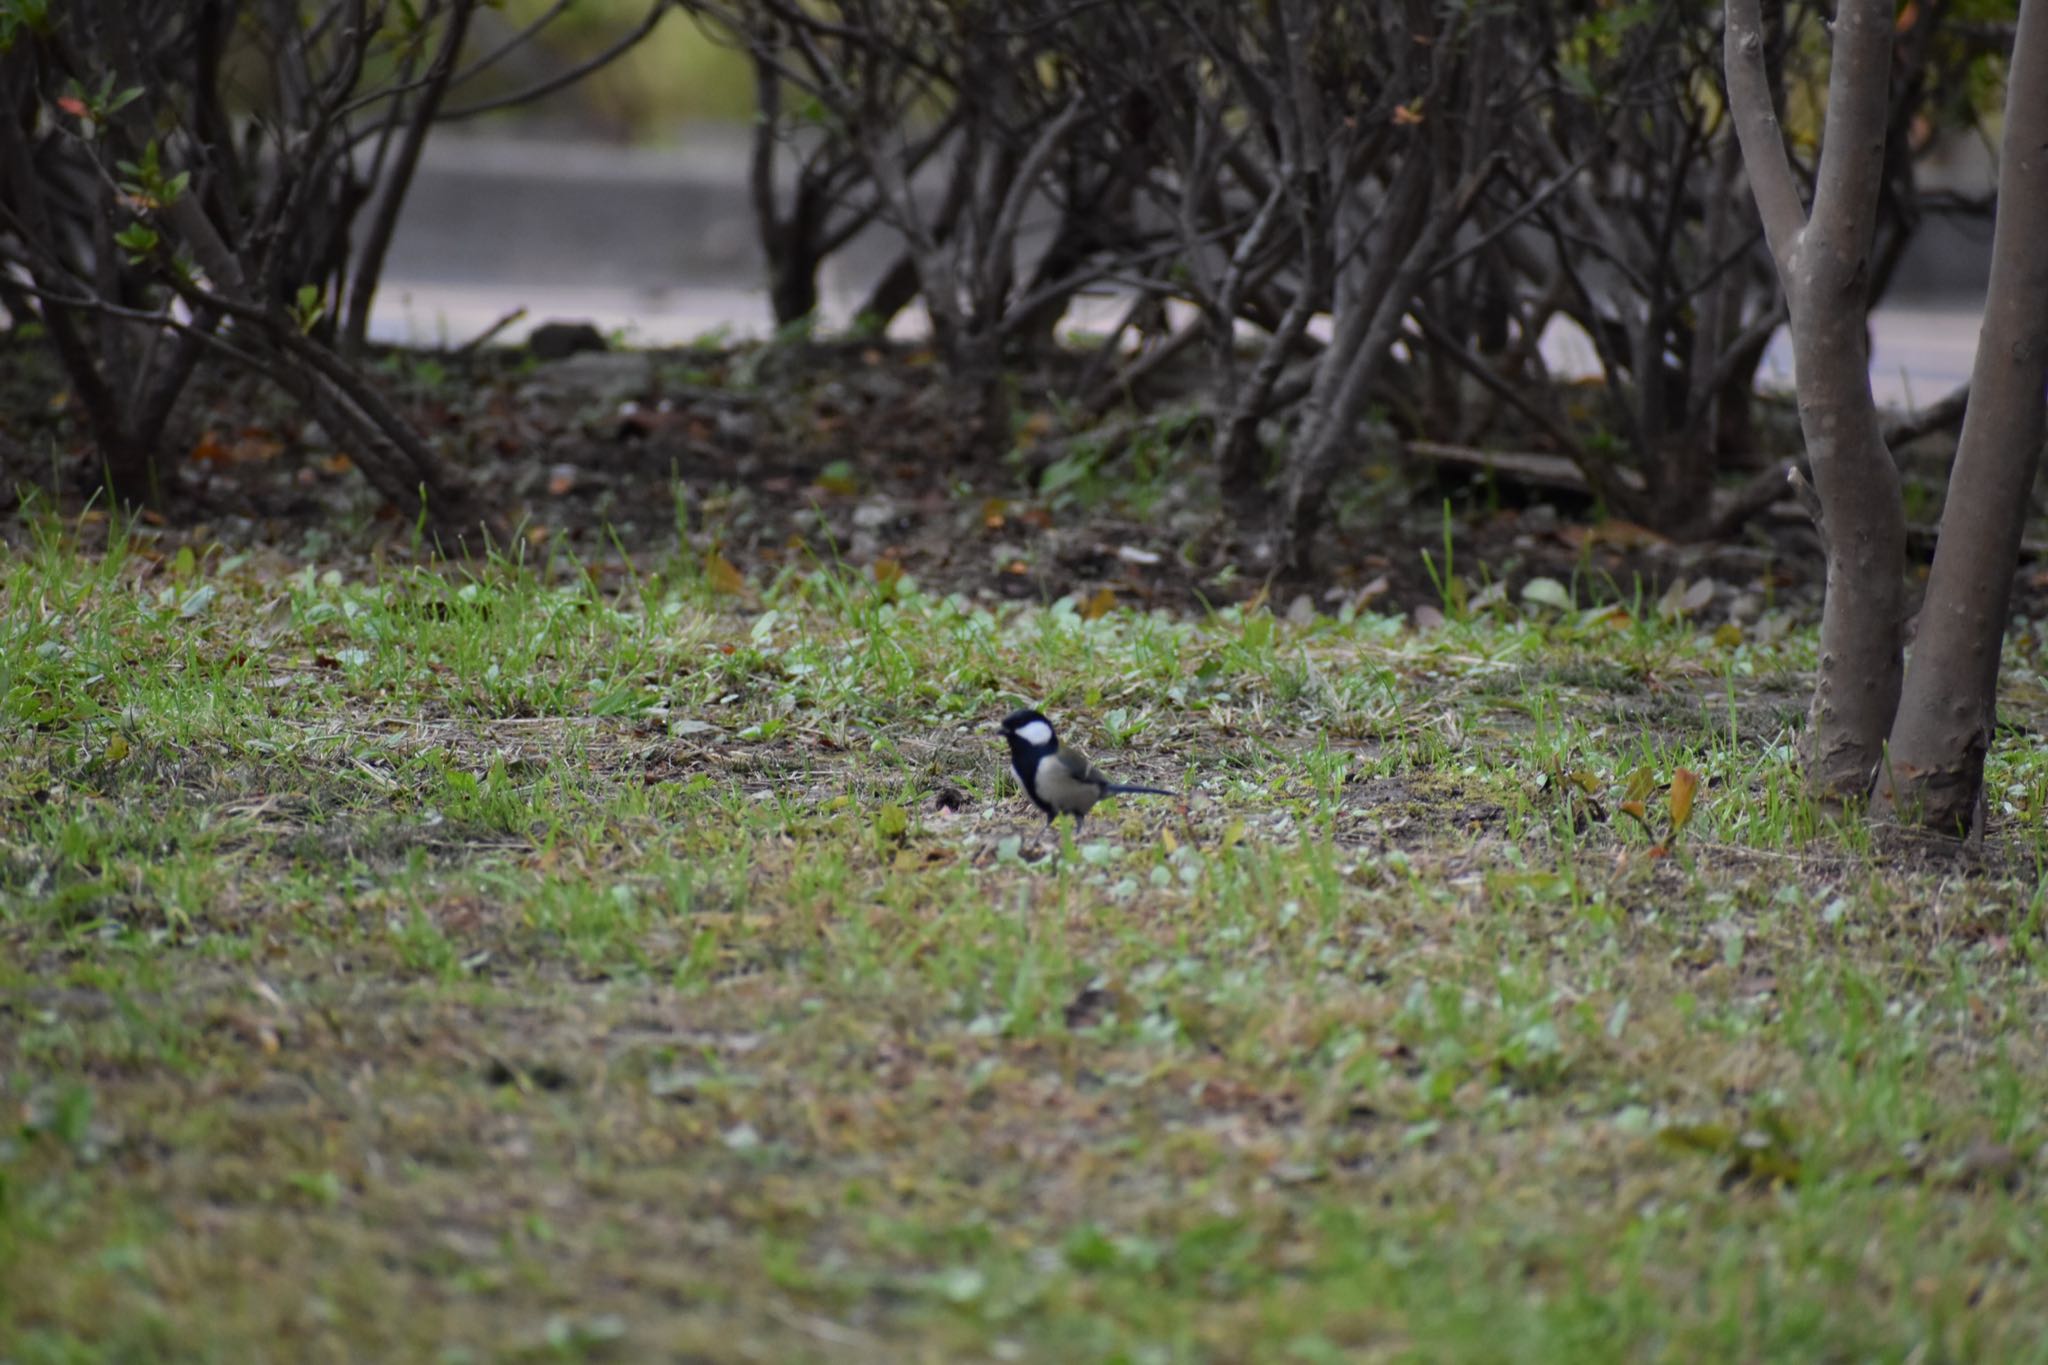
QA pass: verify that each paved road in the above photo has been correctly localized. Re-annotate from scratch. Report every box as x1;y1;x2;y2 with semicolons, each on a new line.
371;280;1979;411
376;132;1986;411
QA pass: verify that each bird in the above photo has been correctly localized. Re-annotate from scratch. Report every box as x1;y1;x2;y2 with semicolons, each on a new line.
996;708;1174;832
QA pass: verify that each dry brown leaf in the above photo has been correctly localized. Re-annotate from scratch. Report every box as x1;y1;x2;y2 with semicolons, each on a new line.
706;550;748;595
189;430;231;466
1669;768;1701;832
231;432;283;464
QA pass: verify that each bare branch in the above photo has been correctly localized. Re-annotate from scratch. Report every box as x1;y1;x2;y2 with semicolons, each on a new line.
1880;382;1969;449
1724;0;1809;264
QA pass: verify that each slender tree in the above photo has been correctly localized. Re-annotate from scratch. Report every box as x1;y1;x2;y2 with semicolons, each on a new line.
1724;0;1906;799
1878;0;2048;832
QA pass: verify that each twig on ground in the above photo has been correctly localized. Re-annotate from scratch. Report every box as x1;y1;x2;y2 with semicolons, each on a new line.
456;307;528;355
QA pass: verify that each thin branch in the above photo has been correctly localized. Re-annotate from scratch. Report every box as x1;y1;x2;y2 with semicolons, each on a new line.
437;0;671;122
1881;381;1969;449
1806;0;1895;251
1724;0;1810;263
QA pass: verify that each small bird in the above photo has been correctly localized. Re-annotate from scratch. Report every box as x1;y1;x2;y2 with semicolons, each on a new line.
997;708;1174;832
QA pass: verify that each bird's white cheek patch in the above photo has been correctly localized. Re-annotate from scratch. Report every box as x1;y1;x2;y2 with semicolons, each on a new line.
1016;720;1053;747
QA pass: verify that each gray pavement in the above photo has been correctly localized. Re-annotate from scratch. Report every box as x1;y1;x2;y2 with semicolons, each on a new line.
376;131;1989;410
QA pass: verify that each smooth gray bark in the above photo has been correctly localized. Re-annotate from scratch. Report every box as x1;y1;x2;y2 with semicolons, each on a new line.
1879;0;2048;831
1725;0;1906;799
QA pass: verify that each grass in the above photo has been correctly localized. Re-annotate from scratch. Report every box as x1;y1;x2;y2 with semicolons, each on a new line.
6;509;2048;1362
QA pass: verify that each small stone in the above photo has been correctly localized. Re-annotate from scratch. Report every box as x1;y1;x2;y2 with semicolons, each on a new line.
527;320;607;360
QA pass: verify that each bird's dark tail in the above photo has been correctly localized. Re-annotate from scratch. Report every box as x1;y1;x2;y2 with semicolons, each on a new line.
1102;784;1175;797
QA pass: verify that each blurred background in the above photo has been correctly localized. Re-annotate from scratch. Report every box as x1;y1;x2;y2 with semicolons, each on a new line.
373;0;1993;408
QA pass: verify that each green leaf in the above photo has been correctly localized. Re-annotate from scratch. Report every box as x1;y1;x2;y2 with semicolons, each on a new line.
1520;576;1573;612
925;1265;986;1304
292;283;325;333
0;0;55;49
113;223;158;260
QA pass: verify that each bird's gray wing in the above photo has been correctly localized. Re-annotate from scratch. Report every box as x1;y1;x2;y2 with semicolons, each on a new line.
1033;746;1108;815
1053;745;1108;787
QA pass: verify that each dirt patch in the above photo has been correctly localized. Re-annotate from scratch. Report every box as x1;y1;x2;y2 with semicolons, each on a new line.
3;336;1858;626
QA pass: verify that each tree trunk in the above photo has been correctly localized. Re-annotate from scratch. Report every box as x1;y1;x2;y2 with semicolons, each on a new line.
1276;153;1437;568
1725;0;1906;799
855;252;922;333
768;231;823;327
1877;0;2048;832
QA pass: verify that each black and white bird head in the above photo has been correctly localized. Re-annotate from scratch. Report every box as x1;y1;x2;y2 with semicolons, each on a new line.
998;707;1058;763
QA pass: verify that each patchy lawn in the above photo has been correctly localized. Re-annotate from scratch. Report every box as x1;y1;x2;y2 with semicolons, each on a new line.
5;511;2048;1363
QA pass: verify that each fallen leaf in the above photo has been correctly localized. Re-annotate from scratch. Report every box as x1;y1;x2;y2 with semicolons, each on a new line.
231;433;282;464
815;459;860;495
1521;576;1573;611
1579;519;1669;550
706;550;748;595
1352;574;1391;609
1079;587;1116;620
1657;576;1720;620
1014;412;1053;450
1669;768;1700;832
1063;982;1127;1030
189;431;231;466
